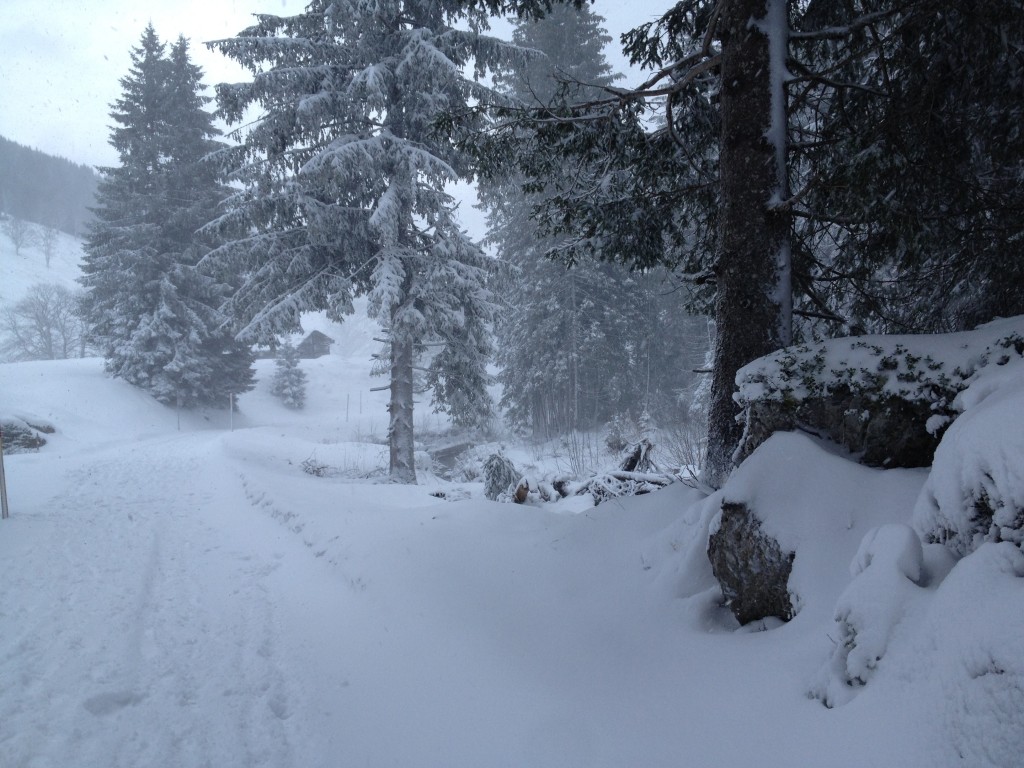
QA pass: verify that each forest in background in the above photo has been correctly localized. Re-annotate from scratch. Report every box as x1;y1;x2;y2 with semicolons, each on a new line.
0;135;98;236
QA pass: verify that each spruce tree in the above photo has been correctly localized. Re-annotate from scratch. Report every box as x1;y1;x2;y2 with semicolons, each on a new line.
80;26;254;408
207;0;514;482
270;340;307;409
479;5;706;438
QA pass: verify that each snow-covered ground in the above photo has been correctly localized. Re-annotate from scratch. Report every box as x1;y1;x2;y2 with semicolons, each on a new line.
0;216;85;309
1;222;1021;766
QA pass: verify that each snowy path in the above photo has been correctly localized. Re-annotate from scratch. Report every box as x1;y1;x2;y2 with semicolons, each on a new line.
1;429;935;768
0;434;329;768
0;404;1003;767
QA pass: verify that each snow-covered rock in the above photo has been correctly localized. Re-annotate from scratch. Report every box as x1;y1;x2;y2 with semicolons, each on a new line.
710;431;925;625
734;317;1024;469
707;500;795;624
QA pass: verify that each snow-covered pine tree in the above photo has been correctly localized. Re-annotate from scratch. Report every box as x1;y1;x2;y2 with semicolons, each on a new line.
206;0;515;482
270;339;307;409
80;27;254;408
478;5;706;438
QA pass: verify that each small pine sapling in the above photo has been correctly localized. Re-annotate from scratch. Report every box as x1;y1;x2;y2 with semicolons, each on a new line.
270;340;307;409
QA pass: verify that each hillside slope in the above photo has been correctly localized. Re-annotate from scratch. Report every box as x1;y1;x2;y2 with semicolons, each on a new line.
0;214;85;309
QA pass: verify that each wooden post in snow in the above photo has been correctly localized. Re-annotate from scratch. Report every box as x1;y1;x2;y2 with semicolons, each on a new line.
0;425;9;519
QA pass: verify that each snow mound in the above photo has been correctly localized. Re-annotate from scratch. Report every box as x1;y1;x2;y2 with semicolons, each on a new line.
919;543;1024;767
913;356;1024;556
718;431;926;623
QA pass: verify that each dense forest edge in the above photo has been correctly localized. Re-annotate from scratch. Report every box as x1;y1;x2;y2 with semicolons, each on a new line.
0;135;98;236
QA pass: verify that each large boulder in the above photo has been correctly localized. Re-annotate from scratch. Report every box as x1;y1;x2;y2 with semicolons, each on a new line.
704;432;926;629
734;320;1024;470
738;393;938;469
707;501;795;625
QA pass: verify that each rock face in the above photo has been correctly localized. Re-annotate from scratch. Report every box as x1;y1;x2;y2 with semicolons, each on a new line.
707;501;795;625
737;394;940;469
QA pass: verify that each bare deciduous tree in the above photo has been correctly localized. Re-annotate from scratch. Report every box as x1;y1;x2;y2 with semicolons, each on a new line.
1;283;87;361
40;225;59;268
2;216;36;256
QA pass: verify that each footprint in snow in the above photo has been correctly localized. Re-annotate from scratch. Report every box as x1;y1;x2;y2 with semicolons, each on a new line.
82;690;144;716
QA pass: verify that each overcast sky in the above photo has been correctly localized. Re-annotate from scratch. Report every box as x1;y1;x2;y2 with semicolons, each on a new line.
0;0;666;168
0;0;666;238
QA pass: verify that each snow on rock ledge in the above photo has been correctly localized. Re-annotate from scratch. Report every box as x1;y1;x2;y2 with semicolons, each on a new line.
733;316;1024;469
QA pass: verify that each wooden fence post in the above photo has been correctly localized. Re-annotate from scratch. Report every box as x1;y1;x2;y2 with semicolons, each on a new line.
0;426;10;519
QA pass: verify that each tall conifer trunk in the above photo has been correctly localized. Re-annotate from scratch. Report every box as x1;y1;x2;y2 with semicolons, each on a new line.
388;331;417;484
704;0;791;488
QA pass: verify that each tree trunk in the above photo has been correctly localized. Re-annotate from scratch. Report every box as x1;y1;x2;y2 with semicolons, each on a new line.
388;333;417;483
703;0;791;488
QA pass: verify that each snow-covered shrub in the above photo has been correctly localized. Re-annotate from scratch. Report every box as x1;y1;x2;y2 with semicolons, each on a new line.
483;453;519;501
270;340;307;409
655;419;707;486
559;429;602;477
450;448;482;482
913;355;1024;557
0;415;53;453
414;449;433;474
603;416;629;453
812;524;925;707
301;454;330;477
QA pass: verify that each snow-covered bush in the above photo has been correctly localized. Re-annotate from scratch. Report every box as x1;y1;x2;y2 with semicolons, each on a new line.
603;416;629;453
655;419;707;486
483;453;520;501
301;454;330;477
270;340;307;409
450;448;482;483
913;355;1024;557
812;524;925;707
0;414;53;453
921;543;1024;767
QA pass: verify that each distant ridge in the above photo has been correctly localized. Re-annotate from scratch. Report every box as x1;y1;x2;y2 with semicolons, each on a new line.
0;135;98;237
